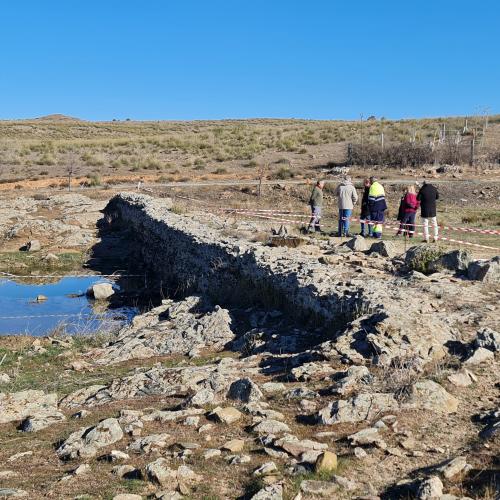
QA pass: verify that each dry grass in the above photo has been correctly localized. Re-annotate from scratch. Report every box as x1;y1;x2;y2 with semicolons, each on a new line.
1;116;499;183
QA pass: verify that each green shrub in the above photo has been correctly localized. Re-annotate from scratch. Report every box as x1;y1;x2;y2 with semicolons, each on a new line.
272;167;294;180
87;174;102;187
36;154;56;166
405;245;445;274
81;153;104;167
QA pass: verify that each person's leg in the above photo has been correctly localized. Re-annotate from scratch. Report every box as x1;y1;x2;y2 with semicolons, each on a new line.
314;206;322;232
431;216;438;241
344;209;352;235
341;209;347;235
372;211;383;239
360;218;365;236
338;210;343;236
422;217;430;242
408;212;416;238
307;206;315;232
397;219;404;236
369;211;375;237
402;213;410;237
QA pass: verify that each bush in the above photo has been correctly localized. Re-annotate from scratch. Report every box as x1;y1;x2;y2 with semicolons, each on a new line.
36;154;56;166
271;167;294;180
405;245;445;274
86;174;102;187
213;167;227;174
350;142;434;168
81;153;104;167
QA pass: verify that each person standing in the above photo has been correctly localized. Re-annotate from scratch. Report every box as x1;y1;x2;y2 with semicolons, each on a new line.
307;180;324;233
336;176;358;237
397;185;419;238
367;176;387;239
359;178;371;236
396;186;407;233
417;180;439;242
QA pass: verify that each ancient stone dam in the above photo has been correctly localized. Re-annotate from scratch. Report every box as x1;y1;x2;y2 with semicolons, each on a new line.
101;193;456;366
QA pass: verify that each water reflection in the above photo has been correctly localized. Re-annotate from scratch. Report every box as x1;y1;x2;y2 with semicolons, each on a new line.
0;276;137;336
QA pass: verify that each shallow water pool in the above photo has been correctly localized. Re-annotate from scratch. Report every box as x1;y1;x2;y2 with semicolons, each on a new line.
0;276;137;336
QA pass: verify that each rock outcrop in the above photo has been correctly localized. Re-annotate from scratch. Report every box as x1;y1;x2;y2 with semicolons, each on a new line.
88;296;234;364
0;390;65;430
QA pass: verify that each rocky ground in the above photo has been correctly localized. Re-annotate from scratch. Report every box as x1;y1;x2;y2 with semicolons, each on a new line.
0;189;499;499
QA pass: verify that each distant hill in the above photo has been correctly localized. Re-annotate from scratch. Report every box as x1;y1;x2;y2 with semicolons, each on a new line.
34;114;83;122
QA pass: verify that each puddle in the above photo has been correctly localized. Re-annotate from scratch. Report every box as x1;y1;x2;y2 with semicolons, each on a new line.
0;276;138;336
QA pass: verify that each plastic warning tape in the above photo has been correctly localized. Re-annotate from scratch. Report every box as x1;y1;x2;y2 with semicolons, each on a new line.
223;209;311;220
346;217;500;251
226;210;500;250
222;207;500;236
141;183;500;236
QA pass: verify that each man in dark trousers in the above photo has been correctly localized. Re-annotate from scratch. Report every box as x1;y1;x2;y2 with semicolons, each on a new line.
417;180;439;243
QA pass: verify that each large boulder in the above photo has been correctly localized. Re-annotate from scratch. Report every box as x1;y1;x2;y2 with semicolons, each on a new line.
415;476;443;499
403;380;458;414
474;327;500;352
404;245;445;274
251;484;283;500
468;256;500;283
0;390;64;430
274;436;328;457
56;418;124;460
369;240;397;258
227;378;263;403
317;393;399;424
25;240;41;251
86;283;114;300
428;249;471;273
345;235;369;252
59;358;258;409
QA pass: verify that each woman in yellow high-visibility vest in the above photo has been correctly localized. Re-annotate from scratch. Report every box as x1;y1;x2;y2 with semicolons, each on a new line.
367;176;387;239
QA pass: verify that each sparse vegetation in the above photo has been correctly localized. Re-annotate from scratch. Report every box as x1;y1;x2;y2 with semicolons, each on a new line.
271;166;294;180
0;115;497;185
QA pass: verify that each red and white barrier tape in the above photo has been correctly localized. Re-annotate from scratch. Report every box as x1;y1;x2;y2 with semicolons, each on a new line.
225;210;499;251
346;217;500;251
151;188;500;241
220;207;500;236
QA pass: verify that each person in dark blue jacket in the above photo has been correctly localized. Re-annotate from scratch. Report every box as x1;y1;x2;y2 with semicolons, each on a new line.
367;176;387;238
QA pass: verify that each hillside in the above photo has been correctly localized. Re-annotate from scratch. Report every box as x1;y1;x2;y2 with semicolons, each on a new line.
0;116;499;185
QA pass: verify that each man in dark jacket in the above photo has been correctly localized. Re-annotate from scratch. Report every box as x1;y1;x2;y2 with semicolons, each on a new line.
417;180;439;243
307;180;324;233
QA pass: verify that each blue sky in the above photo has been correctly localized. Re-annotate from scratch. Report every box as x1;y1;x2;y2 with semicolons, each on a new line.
0;0;498;120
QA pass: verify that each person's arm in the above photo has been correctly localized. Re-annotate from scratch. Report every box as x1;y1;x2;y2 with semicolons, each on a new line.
435;189;439;200
352;187;359;204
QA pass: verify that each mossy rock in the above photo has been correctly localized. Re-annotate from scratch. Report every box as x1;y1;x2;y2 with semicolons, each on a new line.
404;245;445;274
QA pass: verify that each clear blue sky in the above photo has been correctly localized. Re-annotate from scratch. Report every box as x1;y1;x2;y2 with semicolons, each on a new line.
1;0;498;121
